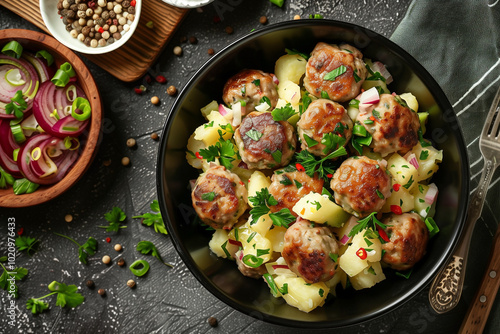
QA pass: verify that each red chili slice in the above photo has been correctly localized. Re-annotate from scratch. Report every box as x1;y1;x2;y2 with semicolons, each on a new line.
390;205;402;215
295;163;305;172
377;225;390;242
356;248;367;260
195;152;203;159
327;173;333;178
393;183;401;192
17;227;24;236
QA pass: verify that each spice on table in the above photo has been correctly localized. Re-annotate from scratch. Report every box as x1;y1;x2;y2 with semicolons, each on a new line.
151;96;160;105
103;159;112;166
150;132;159;141
117;258;125;267
167;85;177;96
207;48;215;56
98;288;106;296
106;237;111;243
260;16;268;24
146;21;154;29
65;214;73;223
207;317;218;327
173;46;183;56
114;244;123;252
121;157;130;166
156;75;167;84
127;279;136;288
188;36;198;44
102;255;111;265
126;138;136;148
225;26;234;34
86;280;95;289
134;85;146;95
294;14;301;20
180;36;187;43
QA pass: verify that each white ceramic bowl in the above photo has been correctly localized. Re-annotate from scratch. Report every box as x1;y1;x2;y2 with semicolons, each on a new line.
162;0;214;8
39;0;142;55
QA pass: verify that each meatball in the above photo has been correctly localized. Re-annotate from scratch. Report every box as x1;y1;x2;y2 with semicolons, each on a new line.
222;69;279;115
297;99;353;157
282;219;339;283
331;156;391;217
304;42;367;102
234;112;297;169
235;250;279;279
268;169;324;216
356;94;420;156
191;165;248;230
381;213;429;271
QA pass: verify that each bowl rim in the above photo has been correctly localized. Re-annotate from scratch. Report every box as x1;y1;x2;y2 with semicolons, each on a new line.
39;0;142;55
157;19;470;328
0;29;102;208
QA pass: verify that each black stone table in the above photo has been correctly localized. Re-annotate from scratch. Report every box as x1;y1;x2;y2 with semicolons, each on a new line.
1;1;499;333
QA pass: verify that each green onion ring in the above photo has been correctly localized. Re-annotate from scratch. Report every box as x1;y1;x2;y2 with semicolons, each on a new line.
263;273;279;297
242;254;264;268
66;85;77;102
35;50;54;66
71;97;92;121
129;259;150;277
13;148;19;162
1;41;23;59
51;62;76;87
9;123;26;144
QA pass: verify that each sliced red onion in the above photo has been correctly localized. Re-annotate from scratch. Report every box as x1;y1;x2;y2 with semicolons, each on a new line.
272;74;279;85
340;234;350;245
359;87;380;105
372;61;393;84
406;153;419;169
218;103;228;116
22;52;53;83
228;239;242;247
237;161;248;169
425;183;439;205
378;159;387;169
0;119;22;177
272;264;289;270
33;81;88;138
232;102;242;127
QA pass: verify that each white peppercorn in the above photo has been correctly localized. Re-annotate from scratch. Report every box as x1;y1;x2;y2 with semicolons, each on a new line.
116;13;122;19
102;255;111;264
115;0;123;3
127;14;134;21
118;17;126;25
77;33;85;41
173;46;182;56
70;29;78;38
103;24;109;31
97;0;106;7
63;0;70;9
94;6;102;14
106;2;113;10
102;31;110;39
109;25;117;33
90;39;98;47
114;4;122;14
77;10;86;18
123;24;130;32
92;13;99;20
98;38;106;46
78;17;86;25
87;18;93;26
85;8;93;16
118;25;124;32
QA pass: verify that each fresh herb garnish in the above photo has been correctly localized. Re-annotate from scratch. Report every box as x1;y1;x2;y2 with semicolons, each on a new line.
321;132;346;155
263;273;288;297
318;288;325;297
199;137;237;170
403;175;414;189
260;96;271;107
321;90;330;99
201;192;216;201
285;48;309;60
252;79;261;86
348;212;388;238
15;235;39;256
136;240;173;267
0;166;14;189
425;217;440;238
375;189;384;199
303;134;319;147
13;178;39;195
279;174;293;186
133;200;168;235
0;262;28;299
349;99;360;109
351;123;373;155
420;150;429;160
295;146;347;180
248;188;295;228
301;91;312;113
270;0;285;8
99;207;127;232
395;268;413;279
26;281;84;315
271;149;282;164
53;233;97;265
246;129;263;141
329;253;338;262
204;121;214;128
294;179;302;189
5;90;27;119
271;102;297;121
324;65;347;81
418;128;432;147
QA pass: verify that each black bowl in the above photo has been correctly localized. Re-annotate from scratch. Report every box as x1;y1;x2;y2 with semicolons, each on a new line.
157;20;469;328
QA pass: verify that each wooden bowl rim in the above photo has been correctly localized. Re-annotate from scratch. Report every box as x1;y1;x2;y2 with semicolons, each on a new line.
0;29;102;208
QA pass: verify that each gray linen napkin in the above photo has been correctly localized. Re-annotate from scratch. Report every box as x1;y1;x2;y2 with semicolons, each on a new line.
391;1;500;332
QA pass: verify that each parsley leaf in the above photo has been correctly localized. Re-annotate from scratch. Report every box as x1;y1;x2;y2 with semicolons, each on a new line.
199;138;236;170
0;263;28;298
5;90;27;119
303;134;319;147
246;129;263;141
420;150;429;160
271;103;297;121
348;212;388;238
26;281;85;315
252;79;260;86
26;298;49;314
136;240;173;267
321;132;346;155
15;235;39;256
301;91;312;114
99;207;127;232
249;188;295;228
324;65;347;81
133;200;168;235
201;192;216;201
53;233;97;265
295;146;347;180
269;208;295;228
0;166;14;189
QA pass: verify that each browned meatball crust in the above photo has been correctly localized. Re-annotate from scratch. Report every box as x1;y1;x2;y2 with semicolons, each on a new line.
282;219;339;283
331;156;391;217
191;166;248;230
268;169;324;216
304;42;367;102
297;99;353;157
357;94;420;157
381;213;429;271
234;112;297;169
222;69;279;115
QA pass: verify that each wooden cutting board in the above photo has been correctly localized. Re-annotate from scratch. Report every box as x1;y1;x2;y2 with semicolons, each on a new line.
1;0;188;82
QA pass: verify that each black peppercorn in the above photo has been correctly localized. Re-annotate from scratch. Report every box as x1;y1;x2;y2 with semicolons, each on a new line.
86;280;95;289
207;317;218;327
66;23;73;32
66;9;76;19
127;6;135;14
122;0;130;8
98;288;106;296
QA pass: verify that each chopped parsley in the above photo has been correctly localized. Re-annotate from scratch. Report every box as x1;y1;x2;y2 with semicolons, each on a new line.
279;174;293;186
260;96;271;107
246;129;263;141
295;146;347;180
252;79;260;86
329;253;338;262
324;65;347;81
321;90;330;99
201;192;216;201
271;103;297;121
199;137;237;170
99;207;127;232
348;212;388;238
311;200;322;211
403;175;414;189
303;134;319;147
420;150;429;160
132;200;168;235
321;132;346;155
294;179;302;189
248;188;295;228
285;48;310;60
301;91;312;113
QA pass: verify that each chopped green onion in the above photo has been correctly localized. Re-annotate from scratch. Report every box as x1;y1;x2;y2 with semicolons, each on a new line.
2;41;23;59
256;249;270;257
10;123;26;144
349;99;360;109
5;90;27;119
242;254;263;268
269;0;284;7
221;240;232;259
0;166;15;188
51;62;76;87
71;97;91;121
321;90;330;99
303;133;319;147
395;268;413;279
13;178;39;195
129;259;150;277
309;14;324;19
35;50;54;66
246;129;263;141
247;231;257;242
260;96;271;107
263;273;288;296
201;191;216;201
12;148;19;162
425;217;440;238
324;65;347;81
353;123;368;137
375;189;384;199
66;85;77;102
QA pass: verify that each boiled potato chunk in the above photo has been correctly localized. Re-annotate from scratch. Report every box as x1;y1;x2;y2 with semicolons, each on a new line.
410;143;443;181
248;171;272;205
347;104;359;121
186;133;210;170
250;213;273;237
339;232;382;277
387;153;418;192
381;186;414;213
273;275;329;313
292;192;350;227
229;223;273;263
267;226;287;252
194;110;232;146
350;261;386;290
200;100;219;119
278;80;301;105
332;216;358;247
400;92;419;112
411;183;436;218
209;229;239;259
362;79;390;94
275;98;300;122
275;54;307;85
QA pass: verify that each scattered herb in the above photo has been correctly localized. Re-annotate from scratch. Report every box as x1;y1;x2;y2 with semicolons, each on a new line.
324;65;347;81
420;150;429;160
242;254;264;268
318;288;325;297
309;14;324;19
15;235;39;256
260;96;272;107
279;174;293;186
271;103;297;121
285;48;309;60
348;212;388;238
395;268;413;279
295;146;347;180
133;200;168;235
269;0;284;8
425;217;440;238
13;178;39;195
329;253;338;262
418;128;432;147
403;175;414;189
201;192;217;201
246;129;263;141
0;262;28;299
136;240;173;267
301;91;312;114
375;189;385;199
303;134;319;147
367;266;376;275
0;166;14;189
26;281;84;315
252;79;261;86
263;273;288;297
99;207;127;232
53;233;97;265
321;90;330;99
311;200;322;211
199;138;236;170
321;132;346;154
129;259;150;277
349;99;360;109
248;188;295;228
5;90;27;119
293;179;302;189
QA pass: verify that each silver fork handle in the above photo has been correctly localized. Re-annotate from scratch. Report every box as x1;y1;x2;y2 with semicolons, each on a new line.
429;158;497;314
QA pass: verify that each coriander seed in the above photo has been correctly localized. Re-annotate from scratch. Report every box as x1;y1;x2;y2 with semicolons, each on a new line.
86;280;95;289
121;156;130;166
188;36;197;44
151;96;160;105
293;14;301;20
259;16;268;24
65;214;73;223
114;244;123;252
167;85;177;96
207;48;215;56
127;279;136;288
98;288;106;296
150;132;159;141
126;138;136;147
173;46;183;56
102;255;111;264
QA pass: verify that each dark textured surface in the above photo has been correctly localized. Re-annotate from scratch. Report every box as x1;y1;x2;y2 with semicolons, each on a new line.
1;1;499;333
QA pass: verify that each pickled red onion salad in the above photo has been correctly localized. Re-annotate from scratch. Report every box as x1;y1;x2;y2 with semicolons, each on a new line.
186;42;442;313
0;41;91;194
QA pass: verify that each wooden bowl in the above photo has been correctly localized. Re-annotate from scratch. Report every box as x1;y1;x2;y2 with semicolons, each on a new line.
0;29;102;207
